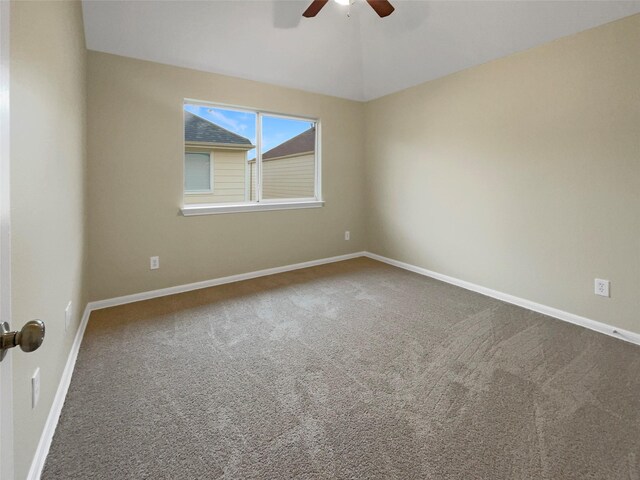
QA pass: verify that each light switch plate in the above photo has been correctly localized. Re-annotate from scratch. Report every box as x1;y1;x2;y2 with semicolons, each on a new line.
32;368;40;409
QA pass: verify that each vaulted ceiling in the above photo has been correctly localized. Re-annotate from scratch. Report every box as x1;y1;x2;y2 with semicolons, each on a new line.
82;1;640;101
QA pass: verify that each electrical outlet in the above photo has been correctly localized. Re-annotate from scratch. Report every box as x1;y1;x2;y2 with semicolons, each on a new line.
32;368;40;409
150;256;160;270
594;278;610;297
65;301;72;332
344;231;350;241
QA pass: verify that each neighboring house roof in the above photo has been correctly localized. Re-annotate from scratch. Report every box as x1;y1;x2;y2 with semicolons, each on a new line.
184;111;253;146
262;127;315;160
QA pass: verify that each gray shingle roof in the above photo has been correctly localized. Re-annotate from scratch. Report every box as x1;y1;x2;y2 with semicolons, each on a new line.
184;111;253;146
262;127;315;160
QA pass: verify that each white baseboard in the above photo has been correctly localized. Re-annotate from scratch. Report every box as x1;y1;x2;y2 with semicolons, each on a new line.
364;252;640;347
27;249;640;479
26;251;366;479
27;304;92;480
89;251;367;311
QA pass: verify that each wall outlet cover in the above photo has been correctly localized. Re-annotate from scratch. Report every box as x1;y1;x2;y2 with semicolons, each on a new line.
150;256;160;270
594;278;610;297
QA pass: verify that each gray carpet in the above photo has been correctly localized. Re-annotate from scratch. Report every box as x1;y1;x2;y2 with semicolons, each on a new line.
42;258;640;479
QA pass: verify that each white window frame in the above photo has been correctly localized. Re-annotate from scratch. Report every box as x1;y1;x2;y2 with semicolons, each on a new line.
181;99;323;216
184;150;214;195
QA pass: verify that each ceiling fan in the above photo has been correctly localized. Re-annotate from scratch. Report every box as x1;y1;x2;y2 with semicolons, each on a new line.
303;0;395;18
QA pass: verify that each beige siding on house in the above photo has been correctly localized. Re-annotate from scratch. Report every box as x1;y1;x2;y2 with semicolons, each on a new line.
184;147;248;204
249;153;315;200
263;153;315;199
250;161;257;201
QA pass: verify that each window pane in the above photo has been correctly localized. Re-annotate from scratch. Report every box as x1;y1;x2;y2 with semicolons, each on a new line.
260;116;316;200
184;104;256;204
184;153;211;192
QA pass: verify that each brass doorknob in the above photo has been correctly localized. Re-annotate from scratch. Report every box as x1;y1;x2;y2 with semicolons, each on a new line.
0;319;45;361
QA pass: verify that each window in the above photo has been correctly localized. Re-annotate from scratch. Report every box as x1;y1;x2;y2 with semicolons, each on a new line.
184;152;212;193
182;100;322;215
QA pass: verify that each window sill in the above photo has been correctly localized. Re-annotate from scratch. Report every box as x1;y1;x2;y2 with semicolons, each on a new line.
180;200;325;216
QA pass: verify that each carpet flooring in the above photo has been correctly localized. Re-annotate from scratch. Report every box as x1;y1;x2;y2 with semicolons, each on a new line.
42;258;640;479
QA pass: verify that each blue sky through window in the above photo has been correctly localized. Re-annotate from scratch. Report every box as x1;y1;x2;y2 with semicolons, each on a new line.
184;104;313;159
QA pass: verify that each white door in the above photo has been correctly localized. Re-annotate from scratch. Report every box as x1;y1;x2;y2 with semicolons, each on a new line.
0;1;13;479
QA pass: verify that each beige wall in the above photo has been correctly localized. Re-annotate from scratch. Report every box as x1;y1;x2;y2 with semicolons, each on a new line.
365;14;640;334
184;147;248;204
7;5;639;478
10;1;87;478
250;153;316;200
87;51;366;301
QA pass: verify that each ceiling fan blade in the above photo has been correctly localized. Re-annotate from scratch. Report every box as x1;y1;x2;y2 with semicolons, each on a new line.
366;0;395;17
303;0;329;17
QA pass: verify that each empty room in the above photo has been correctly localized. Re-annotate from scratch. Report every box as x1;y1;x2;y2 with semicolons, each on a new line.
1;0;639;478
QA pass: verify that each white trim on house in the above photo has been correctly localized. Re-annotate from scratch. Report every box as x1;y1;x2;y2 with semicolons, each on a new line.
364;252;640;346
185;141;254;151
249;151;314;163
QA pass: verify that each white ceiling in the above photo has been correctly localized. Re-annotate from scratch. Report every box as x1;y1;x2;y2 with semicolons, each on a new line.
82;0;640;101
